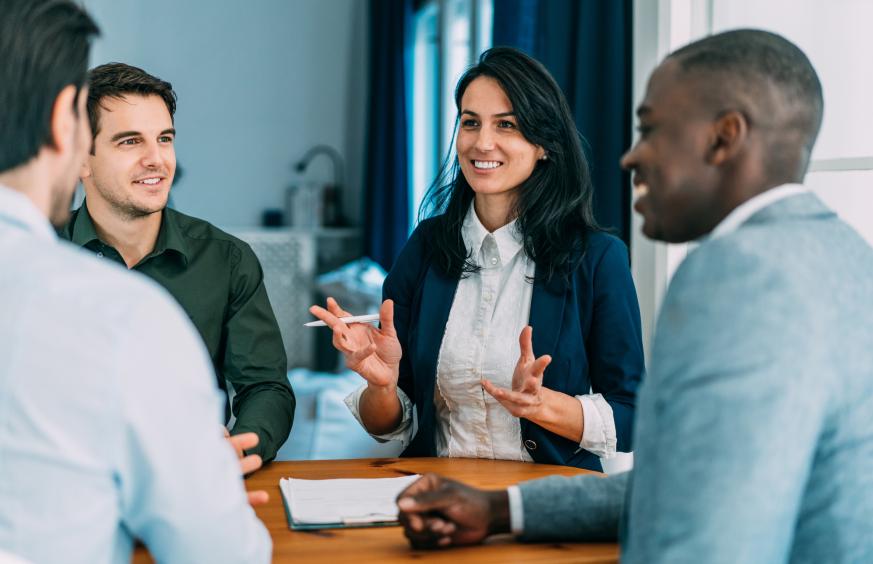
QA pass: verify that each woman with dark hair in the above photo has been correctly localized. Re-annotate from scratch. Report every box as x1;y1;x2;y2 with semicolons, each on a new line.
310;47;644;470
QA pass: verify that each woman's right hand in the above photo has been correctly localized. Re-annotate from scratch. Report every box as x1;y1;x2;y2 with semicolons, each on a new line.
308;297;402;389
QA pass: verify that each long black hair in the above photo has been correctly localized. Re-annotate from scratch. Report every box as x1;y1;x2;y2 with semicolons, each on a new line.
419;46;600;284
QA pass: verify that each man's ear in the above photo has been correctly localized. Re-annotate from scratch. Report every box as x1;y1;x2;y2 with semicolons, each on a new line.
49;85;79;157
80;157;92;180
707;110;748;166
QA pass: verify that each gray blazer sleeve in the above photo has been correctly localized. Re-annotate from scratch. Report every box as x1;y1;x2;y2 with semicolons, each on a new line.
517;471;629;542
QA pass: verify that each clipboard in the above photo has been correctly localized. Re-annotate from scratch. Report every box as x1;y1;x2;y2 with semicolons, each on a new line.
279;475;421;531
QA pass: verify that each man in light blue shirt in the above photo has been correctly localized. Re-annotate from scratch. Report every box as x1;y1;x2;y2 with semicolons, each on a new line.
395;29;873;563
0;1;271;562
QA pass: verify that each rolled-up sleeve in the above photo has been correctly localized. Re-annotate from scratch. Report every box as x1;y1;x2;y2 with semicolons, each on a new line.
575;393;617;459
344;385;415;447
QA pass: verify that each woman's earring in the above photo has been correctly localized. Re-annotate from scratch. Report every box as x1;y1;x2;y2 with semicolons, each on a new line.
540;153;548;161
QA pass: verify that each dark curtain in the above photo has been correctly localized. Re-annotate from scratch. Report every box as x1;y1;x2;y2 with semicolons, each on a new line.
492;0;633;246
492;0;539;55
364;0;412;270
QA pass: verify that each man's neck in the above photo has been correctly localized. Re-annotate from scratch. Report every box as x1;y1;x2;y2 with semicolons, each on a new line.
86;198;162;269
720;170;803;220
0;161;52;219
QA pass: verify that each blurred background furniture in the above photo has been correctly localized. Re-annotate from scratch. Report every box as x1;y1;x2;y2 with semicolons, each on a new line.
232;228;361;369
274;369;403;461
232;230;394;461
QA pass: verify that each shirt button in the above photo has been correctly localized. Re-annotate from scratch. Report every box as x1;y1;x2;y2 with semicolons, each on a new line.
96;252;104;258
524;439;537;451
490;257;498;265
483;293;492;302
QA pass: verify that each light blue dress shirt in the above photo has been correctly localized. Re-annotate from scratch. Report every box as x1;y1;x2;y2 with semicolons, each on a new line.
0;186;271;564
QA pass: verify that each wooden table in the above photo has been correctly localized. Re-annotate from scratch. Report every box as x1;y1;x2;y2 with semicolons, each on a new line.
135;457;620;563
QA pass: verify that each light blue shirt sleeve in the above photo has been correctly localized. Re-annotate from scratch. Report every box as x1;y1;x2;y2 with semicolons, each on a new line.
0;193;270;564
116;291;272;564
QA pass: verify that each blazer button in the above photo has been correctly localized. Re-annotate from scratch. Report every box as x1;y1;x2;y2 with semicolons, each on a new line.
524;439;537;451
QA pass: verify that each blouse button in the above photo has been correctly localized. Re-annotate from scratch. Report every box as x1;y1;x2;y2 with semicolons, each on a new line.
490;257;498;265
524;439;537;451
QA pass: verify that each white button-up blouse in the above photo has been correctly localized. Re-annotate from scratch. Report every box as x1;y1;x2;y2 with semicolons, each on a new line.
346;204;617;460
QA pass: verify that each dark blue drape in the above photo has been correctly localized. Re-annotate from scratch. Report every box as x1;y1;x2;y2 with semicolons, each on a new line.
493;0;633;246
492;0;539;55
364;0;412;270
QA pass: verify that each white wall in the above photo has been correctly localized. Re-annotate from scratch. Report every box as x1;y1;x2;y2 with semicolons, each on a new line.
81;0;368;229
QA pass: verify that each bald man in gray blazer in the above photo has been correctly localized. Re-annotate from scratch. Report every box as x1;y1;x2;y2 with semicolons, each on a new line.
395;29;873;564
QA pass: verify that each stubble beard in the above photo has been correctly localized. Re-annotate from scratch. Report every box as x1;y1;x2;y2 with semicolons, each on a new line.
114;198;165;220
98;182;168;221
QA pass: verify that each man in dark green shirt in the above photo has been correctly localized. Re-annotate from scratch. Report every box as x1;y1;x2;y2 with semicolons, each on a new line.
61;62;294;462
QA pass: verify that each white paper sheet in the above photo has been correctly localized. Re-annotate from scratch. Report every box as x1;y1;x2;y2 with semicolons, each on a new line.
280;474;421;527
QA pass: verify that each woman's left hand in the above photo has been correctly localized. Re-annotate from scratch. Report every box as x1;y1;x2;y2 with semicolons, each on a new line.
482;326;552;419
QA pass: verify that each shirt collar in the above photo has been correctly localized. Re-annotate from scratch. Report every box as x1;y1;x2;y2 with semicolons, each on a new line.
70;201;189;264
709;183;809;240
68;200;102;246
154;208;190;264
0;184;58;242
462;202;524;264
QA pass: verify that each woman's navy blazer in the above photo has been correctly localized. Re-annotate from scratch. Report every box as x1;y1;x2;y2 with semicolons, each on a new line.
383;218;645;470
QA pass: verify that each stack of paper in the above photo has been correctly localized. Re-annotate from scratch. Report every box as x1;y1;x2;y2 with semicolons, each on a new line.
279;474;421;530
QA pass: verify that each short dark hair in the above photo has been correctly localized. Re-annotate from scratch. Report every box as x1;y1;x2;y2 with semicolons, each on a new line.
87;63;177;144
421;47;599;284
669;29;823;164
0;0;99;173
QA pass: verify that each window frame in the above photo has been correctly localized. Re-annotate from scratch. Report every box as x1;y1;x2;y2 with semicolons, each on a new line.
632;0;873;355
409;0;493;230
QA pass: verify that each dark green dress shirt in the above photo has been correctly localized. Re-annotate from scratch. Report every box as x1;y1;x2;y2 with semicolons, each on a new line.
61;203;295;461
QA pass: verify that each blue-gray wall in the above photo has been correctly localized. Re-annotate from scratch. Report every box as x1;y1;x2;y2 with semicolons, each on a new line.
81;0;368;229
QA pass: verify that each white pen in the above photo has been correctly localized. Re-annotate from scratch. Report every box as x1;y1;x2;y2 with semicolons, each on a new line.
304;313;381;327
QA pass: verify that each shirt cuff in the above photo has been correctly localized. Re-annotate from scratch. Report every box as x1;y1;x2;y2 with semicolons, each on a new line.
343;384;414;446
575;393;617;459
507;485;524;535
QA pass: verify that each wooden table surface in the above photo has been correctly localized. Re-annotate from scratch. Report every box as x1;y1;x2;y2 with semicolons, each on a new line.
134;457;620;563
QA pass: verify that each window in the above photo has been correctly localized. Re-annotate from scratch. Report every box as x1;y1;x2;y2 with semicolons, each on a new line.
411;2;441;229
632;0;873;353
711;0;873;245
631;0;710;352
409;0;493;229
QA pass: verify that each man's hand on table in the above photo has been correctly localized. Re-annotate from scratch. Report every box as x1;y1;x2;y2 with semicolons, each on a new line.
224;428;269;506
396;473;511;549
